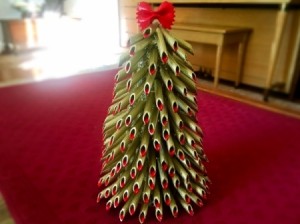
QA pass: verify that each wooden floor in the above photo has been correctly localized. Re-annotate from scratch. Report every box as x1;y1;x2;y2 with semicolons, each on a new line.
0;49;299;223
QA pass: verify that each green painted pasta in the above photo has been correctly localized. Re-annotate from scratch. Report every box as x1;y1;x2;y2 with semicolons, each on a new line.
130;36;155;56
129;32;144;46
175;36;194;55
156;27;169;63
161;27;179;51
166;53;180;75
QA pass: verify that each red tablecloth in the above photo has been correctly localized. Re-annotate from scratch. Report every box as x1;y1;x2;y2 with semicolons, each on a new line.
0;69;300;224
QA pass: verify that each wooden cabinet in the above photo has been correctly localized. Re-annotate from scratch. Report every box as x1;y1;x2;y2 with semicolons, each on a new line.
118;0;300;95
4;19;42;51
1;18;58;53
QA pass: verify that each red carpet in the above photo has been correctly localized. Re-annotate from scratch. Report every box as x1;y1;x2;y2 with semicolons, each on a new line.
0;69;299;224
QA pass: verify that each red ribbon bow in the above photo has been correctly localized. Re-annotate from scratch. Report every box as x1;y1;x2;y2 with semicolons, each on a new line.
136;1;175;30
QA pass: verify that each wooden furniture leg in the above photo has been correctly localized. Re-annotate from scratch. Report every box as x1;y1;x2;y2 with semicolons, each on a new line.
264;3;287;101
235;34;247;87
214;44;223;88
0;21;15;54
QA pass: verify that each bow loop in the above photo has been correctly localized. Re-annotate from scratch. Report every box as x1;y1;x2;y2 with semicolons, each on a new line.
136;1;175;30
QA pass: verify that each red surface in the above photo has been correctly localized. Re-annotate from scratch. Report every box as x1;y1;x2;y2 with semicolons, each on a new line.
0;69;300;224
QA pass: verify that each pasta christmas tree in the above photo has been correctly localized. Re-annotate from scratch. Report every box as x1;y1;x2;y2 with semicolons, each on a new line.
97;1;210;223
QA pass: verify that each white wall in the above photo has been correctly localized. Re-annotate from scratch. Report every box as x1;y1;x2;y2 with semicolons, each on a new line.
0;0;21;19
64;0;82;18
63;0;119;50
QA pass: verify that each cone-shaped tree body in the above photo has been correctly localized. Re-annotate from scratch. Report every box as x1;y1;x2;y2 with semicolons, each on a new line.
98;16;209;224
